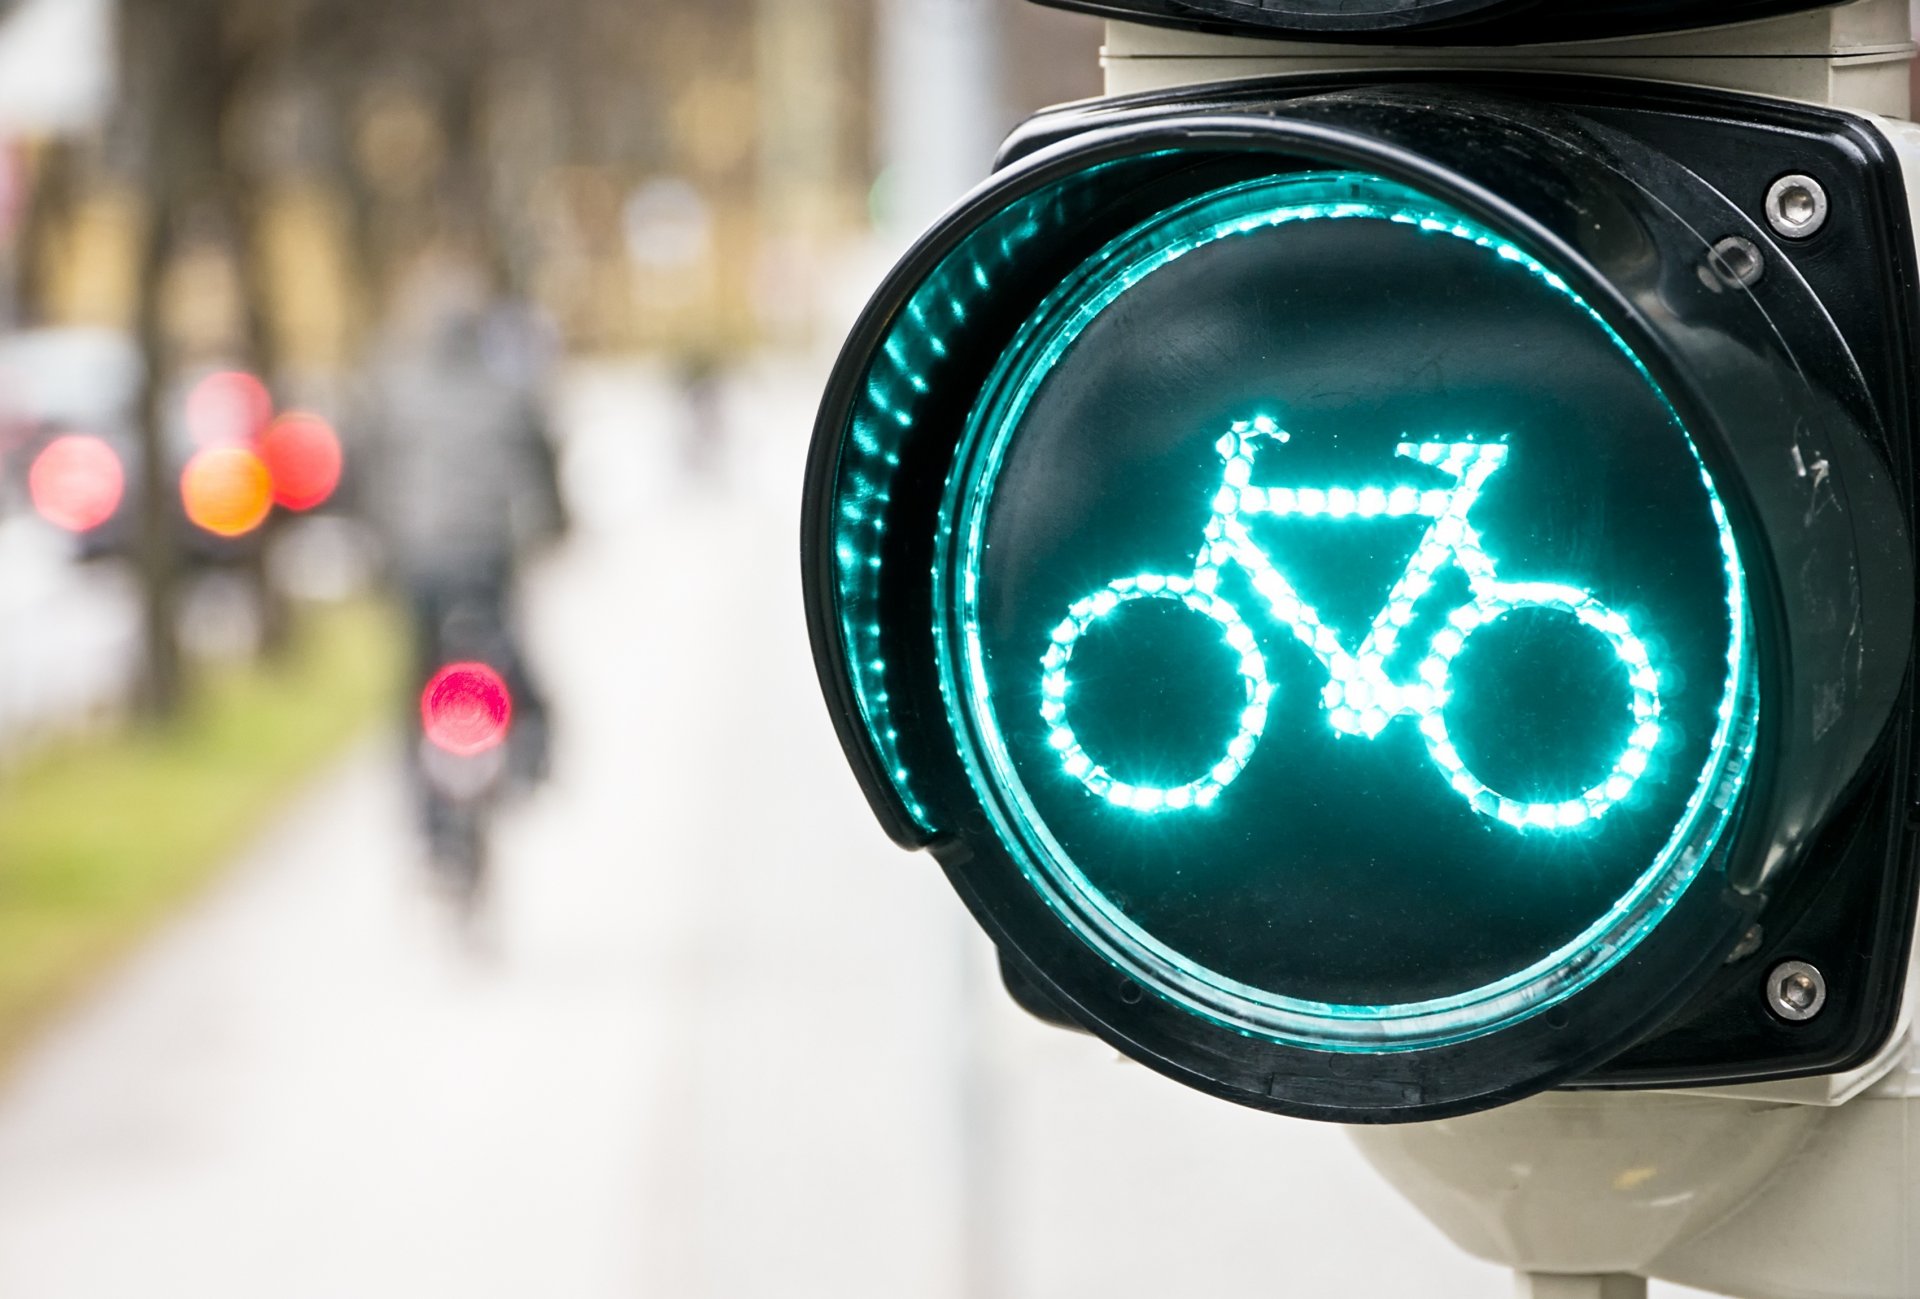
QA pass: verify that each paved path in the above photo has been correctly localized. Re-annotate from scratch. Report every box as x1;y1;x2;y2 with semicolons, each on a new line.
0;359;1722;1298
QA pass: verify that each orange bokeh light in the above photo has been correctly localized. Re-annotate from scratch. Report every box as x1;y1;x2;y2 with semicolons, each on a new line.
28;435;124;533
181;445;274;538
421;663;514;756
186;370;272;446
257;412;343;511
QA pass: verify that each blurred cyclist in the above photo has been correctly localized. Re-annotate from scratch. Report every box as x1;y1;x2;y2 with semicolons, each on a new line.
371;251;564;912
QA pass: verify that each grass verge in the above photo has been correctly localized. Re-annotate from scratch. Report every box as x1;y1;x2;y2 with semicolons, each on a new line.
0;598;401;1066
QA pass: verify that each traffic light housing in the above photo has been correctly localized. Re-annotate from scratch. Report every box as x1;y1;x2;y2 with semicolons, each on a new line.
804;24;1920;1123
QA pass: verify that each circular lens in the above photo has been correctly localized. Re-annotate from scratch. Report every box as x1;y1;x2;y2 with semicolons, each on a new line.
936;171;1757;1050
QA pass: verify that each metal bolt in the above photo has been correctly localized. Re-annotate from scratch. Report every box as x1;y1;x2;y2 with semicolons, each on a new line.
1766;960;1827;1022
1766;174;1829;240
1703;236;1765;291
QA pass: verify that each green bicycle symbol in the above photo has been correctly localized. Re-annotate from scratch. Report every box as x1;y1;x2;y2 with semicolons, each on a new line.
1039;416;1663;831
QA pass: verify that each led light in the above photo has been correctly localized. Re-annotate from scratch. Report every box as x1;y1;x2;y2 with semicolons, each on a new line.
1045;425;1662;830
1041;579;1275;811
830;184;1107;830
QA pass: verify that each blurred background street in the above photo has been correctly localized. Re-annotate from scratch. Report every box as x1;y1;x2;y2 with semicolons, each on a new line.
0;357;1525;1299
0;357;1728;1298
0;0;1775;1293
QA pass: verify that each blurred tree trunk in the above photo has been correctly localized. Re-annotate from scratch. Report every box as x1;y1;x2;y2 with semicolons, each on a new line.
118;0;201;717
117;0;273;715
220;2;295;659
14;139;76;326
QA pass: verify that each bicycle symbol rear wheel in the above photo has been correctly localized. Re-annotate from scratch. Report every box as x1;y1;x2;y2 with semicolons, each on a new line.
1416;582;1662;831
1042;574;1274;812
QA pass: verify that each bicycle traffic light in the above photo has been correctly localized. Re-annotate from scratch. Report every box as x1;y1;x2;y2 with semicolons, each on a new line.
803;3;1920;1123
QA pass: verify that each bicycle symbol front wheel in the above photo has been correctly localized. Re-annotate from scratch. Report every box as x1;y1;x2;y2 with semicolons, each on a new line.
1042;574;1274;812
1416;582;1663;831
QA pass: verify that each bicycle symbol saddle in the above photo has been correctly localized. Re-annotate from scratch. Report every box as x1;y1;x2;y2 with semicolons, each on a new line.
1039;415;1662;831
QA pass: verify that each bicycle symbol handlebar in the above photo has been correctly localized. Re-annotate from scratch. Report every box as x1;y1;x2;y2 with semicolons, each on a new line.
1038;416;1663;831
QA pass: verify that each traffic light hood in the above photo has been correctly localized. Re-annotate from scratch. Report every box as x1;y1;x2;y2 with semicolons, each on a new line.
802;80;1918;1121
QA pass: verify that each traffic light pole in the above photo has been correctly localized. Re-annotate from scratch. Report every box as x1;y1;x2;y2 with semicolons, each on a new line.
876;0;1004;235
1517;1278;1646;1299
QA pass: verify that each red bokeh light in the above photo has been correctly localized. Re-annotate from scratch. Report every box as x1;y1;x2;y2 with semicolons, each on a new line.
421;663;514;756
257;412;343;511
186;370;273;446
180;445;274;538
28;435;124;533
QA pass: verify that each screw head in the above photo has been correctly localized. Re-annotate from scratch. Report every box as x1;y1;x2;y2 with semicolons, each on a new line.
1766;960;1827;1023
1703;236;1765;291
1766;174;1829;240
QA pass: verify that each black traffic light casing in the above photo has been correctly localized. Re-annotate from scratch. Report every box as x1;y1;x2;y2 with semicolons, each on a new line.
804;55;1920;1121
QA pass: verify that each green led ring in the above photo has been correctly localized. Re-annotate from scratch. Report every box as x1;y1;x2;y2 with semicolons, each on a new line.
936;170;1756;1051
1040;577;1274;813
1418;584;1664;831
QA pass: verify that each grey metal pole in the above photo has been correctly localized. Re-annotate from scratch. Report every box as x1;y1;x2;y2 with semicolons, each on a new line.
1516;1274;1650;1299
873;8;1011;1286
875;0;1003;240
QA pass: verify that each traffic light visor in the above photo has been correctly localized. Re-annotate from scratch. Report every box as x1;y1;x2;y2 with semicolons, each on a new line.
934;171;1757;1048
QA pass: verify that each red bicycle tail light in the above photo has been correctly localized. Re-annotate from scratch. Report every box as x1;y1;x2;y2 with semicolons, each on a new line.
421;663;513;756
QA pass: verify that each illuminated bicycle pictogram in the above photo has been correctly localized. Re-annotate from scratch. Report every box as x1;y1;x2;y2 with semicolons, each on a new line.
1040;416;1663;831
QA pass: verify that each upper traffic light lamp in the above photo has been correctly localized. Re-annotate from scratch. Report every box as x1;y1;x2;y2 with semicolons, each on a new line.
1030;0;1860;41
803;8;1920;1123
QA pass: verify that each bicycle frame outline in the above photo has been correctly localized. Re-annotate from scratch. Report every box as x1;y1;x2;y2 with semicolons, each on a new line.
1039;416;1663;831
